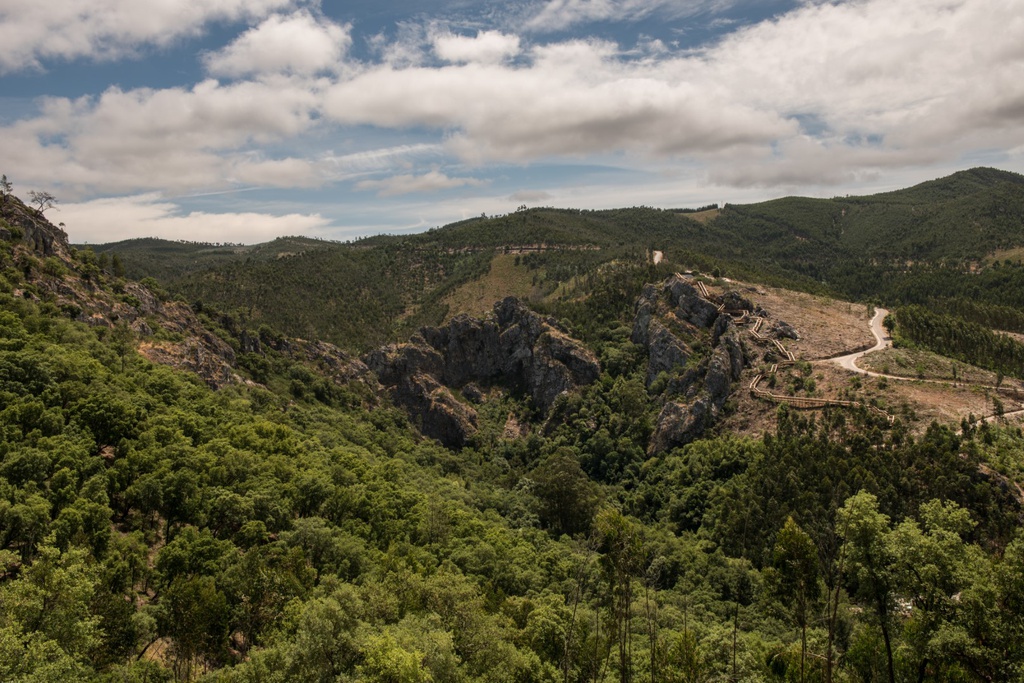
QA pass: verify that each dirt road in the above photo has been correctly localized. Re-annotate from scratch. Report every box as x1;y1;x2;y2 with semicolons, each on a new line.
828;307;890;375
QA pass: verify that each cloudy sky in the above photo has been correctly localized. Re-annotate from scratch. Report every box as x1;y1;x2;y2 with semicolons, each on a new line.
1;0;1023;243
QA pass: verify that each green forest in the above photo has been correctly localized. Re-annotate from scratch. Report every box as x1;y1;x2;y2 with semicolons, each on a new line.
2;171;1024;682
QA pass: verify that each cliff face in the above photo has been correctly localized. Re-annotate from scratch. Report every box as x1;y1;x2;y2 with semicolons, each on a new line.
0;196;70;259
632;275;749;454
365;297;601;448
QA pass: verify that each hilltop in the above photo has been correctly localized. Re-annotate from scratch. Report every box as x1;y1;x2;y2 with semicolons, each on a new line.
92;167;1024;353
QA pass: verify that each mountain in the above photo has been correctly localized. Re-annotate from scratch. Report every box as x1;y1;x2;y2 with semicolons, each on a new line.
91;167;1024;353
4;174;1024;682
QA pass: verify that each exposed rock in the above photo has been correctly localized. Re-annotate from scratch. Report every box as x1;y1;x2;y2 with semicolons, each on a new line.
139;338;236;389
703;347;734;408
667;277;720;328
667;366;703;399
462;383;485;404
0;198;70;259
364;341;444;388
503;412;527;439
650;397;713;454
399;373;478;449
630;285;658;346
772;320;800;340
723;334;745;382
239;330;262;354
365;296;600;448
286;339;371;386
2;193;373;396
645;321;690;387
632;275;750;454
721;291;753;313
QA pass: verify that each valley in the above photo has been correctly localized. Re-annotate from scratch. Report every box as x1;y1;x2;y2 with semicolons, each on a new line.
2;169;1024;681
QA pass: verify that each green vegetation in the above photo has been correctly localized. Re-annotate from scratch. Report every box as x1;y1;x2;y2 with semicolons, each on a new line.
893;306;1024;380
2;172;1023;681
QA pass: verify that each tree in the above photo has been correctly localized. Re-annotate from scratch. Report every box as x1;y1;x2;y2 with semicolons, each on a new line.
594;508;648;683
888;500;976;681
0;174;11;205
111;253;126;278
839;491;897;683
27;190;58;215
531;447;601;536
768;517;820;683
159;575;229;679
882;313;895;337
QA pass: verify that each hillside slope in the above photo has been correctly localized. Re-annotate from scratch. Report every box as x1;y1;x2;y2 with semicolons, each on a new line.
5;186;1024;681
92;167;1024;353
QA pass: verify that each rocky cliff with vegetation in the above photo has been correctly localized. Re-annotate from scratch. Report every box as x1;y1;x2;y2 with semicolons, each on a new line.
365;297;600;448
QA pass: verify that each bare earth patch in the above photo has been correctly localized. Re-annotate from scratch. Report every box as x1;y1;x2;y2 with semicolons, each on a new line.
704;280;874;359
1000;330;1024;345
707;279;1024;436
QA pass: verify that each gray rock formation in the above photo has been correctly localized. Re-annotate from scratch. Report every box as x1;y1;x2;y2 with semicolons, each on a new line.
645;321;691;387
772;320;800;340
390;373;478;450
365;297;600;448
632;275;749;454
667;278;720;328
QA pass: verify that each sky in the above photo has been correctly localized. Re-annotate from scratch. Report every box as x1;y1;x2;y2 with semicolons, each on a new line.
1;0;1023;244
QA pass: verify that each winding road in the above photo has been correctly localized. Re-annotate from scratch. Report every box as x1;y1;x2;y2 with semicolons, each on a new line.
822;307;1024;424
827;307;890;375
682;275;1024;425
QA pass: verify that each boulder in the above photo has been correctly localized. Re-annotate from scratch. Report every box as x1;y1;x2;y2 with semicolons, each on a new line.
649;397;713;454
772;320;800;340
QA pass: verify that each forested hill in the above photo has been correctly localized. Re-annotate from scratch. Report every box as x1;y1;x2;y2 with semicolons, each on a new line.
710;166;1024;278
92;167;1024;353
4;180;1024;681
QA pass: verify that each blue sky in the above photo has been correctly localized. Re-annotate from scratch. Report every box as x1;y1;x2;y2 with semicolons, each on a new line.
2;0;1023;244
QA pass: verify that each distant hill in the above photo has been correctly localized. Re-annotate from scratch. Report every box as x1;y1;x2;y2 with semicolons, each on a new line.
89;167;1024;350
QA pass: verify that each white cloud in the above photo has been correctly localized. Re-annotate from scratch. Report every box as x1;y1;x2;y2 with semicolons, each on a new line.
323;41;793;162
204;11;351;78
320;143;445;181
525;0;725;32
433;31;521;64
0;0;301;73
0;77;324;195
355;170;487;196
322;0;1024;186
509;190;554;202
7;0;1024;218
62;194;331;244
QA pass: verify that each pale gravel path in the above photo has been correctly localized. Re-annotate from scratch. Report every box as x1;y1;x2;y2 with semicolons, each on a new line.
826;307;890;375
819;307;1024;425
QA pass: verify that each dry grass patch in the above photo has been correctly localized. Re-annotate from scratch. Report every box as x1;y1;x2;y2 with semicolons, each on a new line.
686;208;721;224
859;347;1024;389
442;254;545;320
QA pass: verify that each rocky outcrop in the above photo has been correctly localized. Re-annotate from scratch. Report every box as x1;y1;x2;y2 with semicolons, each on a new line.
667;278;720;328
645;321;691;386
390;373;478;449
633;275;749;454
772;320;800;340
0;197;70;259
365;297;600;448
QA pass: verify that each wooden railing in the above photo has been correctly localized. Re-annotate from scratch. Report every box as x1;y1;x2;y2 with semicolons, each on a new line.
681;274;896;424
